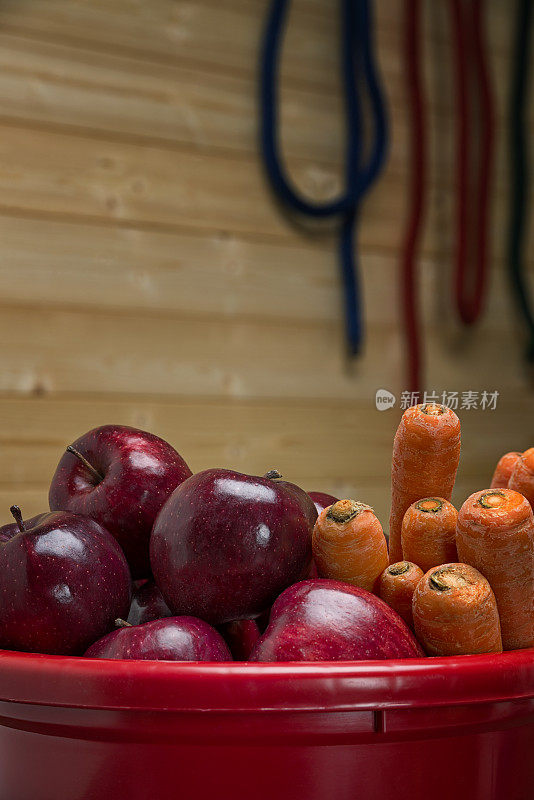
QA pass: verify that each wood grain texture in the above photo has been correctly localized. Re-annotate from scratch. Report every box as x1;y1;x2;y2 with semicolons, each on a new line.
0;298;529;401
0;214;525;328
0;121;528;259
0;28;525;191
0;0;531;531
0;0;518;97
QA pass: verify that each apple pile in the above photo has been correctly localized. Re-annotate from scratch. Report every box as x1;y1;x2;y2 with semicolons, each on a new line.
0;424;422;662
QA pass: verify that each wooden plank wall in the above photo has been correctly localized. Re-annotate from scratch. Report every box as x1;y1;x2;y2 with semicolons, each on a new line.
0;0;532;528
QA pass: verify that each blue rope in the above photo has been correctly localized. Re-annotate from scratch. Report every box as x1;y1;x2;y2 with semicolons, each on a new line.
260;0;388;354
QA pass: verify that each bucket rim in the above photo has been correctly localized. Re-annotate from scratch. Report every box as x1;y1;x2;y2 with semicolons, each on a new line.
0;648;532;712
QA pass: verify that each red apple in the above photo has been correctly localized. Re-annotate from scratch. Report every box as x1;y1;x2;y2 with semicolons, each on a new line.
308;491;339;515
84;617;232;661
264;471;318;529
150;468;312;625
256;607;271;634
0;512;49;543
218;619;260;660
127;580;172;626
250;579;424;661
264;472;319;580
49;425;192;578
0;506;131;655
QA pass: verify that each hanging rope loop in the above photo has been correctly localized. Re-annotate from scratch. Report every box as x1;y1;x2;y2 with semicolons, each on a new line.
260;0;388;355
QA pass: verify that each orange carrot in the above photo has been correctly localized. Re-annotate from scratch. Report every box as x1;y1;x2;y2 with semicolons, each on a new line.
491;451;522;489
456;489;534;650
412;563;502;656
508;448;534;511
389;403;461;564
377;561;423;629
401;497;458;572
312;499;388;592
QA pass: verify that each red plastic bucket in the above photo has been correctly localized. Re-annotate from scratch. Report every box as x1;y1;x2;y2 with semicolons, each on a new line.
0;648;533;800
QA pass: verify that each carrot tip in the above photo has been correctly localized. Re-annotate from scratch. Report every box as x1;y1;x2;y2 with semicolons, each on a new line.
415;497;444;513
420;403;446;416
478;490;506;509
429;566;471;592
387;561;411;576
327;499;373;523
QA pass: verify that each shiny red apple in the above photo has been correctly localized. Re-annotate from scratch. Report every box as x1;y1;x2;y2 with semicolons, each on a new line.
264;471;319;579
84;617;232;661
49;425;192;578
0;506;131;655
264;471;318;529
218;619;260;660
150;468;312;625
250;579;424;661
308;491;339;515
0;512;48;542
127;580;172;626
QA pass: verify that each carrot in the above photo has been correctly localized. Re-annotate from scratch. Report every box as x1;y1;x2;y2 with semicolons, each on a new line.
312;499;388;592
508;448;534;511
377;561;423;629
456;488;534;650
389;403;461;564
412;563;502;656
491;451;522;489
401;497;458;572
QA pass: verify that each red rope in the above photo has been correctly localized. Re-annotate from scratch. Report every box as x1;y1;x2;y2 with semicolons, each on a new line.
471;0;495;322
450;0;495;324
401;0;426;394
450;0;470;323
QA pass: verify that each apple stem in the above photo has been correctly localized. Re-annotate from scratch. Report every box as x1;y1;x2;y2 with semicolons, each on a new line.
264;470;283;480
115;618;132;628
9;505;25;532
66;446;104;483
